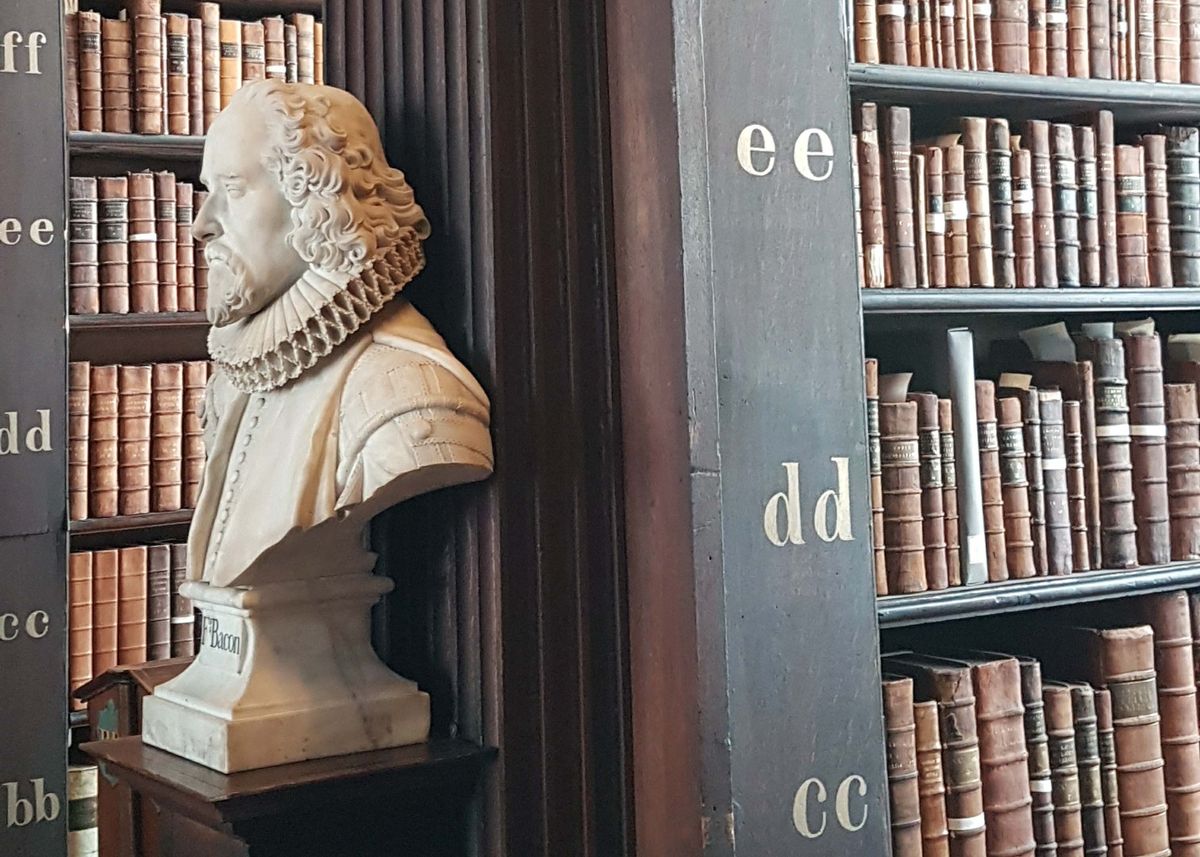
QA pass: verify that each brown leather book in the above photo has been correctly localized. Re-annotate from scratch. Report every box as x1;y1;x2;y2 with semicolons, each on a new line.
69;177;100;316
176;182;195;312
65;11;80;133
130;0;164;135
916;700;952;857
1065;400;1094;570
1137;0;1158;79
855;134;866;288
155;171;177;311
92;549;119;678
160;15;168;133
147;544;172;662
285;21;299;82
1069;0;1092;74
921;0;939;65
1091;0;1115;75
219;19;243;110
1026;121;1059;288
995;0;1032;71
183;360;208;508
1122;333;1170;565
1141;135;1174;287
199;3;220;131
908;0;924;66
117;546;148;665
313;21;324;84
911;392;950;589
1165;126;1200;287
946;143;972;287
100;17;133;135
977;381;1010;581
241;21;266;83
885;107;918;288
1019;658;1059;857
914;151;930;286
924;145;948;287
857;0;882;62
151;362;183;513
89;365;119;519
1095;689;1126;857
263;16;286;80
859;109;887;289
194;191;208;314
1120;0;1132;77
1031;0;1050;72
998;396;1038;578
940;398;963;585
884;676;924;857
1040;390;1075;574
1014;147;1038;288
1086;337;1139;568
867;360;888;594
292;12;317;84
1047;0;1071;74
962;118;996;287
188;16;203;135
1051;124;1081;288
118;365;153;517
1017;385;1049;574
1094;112;1120;288
1075;127;1101;288
1166;383;1200;559
1158;0;1183;80
882;400;929;592
1045;683;1086;857
77;11;103;133
1068;684;1108;857
68;362;90;523
989;119;1017;288
1185;0;1200;80
1117;144;1151;287
68;552;93;704
127;171;159;314
164;13;190;136
170;543;194;658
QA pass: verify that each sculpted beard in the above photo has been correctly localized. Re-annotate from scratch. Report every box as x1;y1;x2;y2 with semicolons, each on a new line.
206;243;265;327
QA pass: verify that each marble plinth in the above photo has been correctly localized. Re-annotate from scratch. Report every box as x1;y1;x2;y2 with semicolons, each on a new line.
142;574;430;774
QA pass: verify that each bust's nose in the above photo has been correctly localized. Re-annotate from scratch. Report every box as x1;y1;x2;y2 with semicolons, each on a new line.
192;195;221;243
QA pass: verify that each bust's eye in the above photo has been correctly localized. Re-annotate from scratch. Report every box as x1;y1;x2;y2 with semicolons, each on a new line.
224;181;247;199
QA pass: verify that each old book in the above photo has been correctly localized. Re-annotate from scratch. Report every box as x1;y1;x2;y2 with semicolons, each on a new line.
1166;383;1200;559
219;19;242;109
867;360;887;594
183;360;208;508
1122;333;1170;565
160;15;168;133
1091;0;1115;75
884;676;924;857
165;13;190;135
924;146;948;287
1140;135;1174;287
1068;684;1107;857
1116;145;1151;287
68;362;90;523
950;329;989;584
284;21;299;81
914;152;930;286
1137;0;1157;78
1027;121;1059;288
1015;384;1048;574
1014;147;1037;288
1087;337;1140;568
1095;689;1125;857
1064;401;1094;570
263;16;286;80
1048;0;1071;73
147;544;172;662
151;362;183;512
1158;0;1183;79
1166;126;1200;287
1040;390;1074;574
946;143;972;287
65;12;80;132
940;398;963;585
977;381;1010;581
995;0;1032;70
916;700;952;857
117;546;148;665
998;396;1037;578
1044;683;1086;857
156;171;178;311
882;400;928;592
1032;0;1050;72
907;0;924;65
77;11;103;133
859;108;887;289
962;118;995;287
911;392;950;589
1185;0;1200;80
127;171;159;314
1019;658;1059;857
241;21;266;83
885;107;918;287
989;119;1016;288
199;3;221;131
176;182;196;311
92;549;119;678
194;192;208;322
314;21;323;84
1120;0;1131;76
1069;0;1091;75
88;365;119;519
921;0;938;65
68;552;93;703
130;0;164;135
1051;124;1081;288
118;365;152;517
855;135;866;287
1075;127;1100;288
188;16;203;135
292;12;316;84
100;17;132;135
69;176;100;315
1094;112;1120;288
170;543;194;658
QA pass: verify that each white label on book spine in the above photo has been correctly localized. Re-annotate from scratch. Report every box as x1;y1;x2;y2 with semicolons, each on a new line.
973;2;992;16
878;3;905;15
1095;423;1132;439
1045;10;1069;23
945;199;969;221
129;232;158;242
1130;423;1167;437
1013;200;1034;215
1042;457;1068;471
941;2;955;14
927;212;946;234
949;814;987;832
1029;778;1053;794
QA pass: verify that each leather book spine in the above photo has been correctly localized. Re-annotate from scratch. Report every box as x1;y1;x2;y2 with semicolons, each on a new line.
859;109;887;289
882;401;929;593
65;12;80;133
161;16;168;133
1014;148;1038;288
1069;0;1092;74
1166;383;1200;559
940;398;963;585
926;146;949;287
996;0;1032;71
973;0;996;67
1068;684;1108;857
285;22;298;82
1116;144;1151;287
962;117;996;287
1027;121;1059;288
1091;0;1115;74
1075;127;1101;288
1141;134;1174;286
130;0;164;135
1019;387;1049;575
885;107;918;287
1094;626;1171;857
973;657;1036;857
1020;658;1059;857
69;176;100;315
100;18;132;135
912;392;950;588
313;22;323;84
1040;390;1075;574
77;11;103;133
68;552;92;703
175;182;195;312
1096;689;1126;857
1122;333;1171;565
118;364;152;517
264;17;286;80
1095;111;1120;288
978;381;1010;581
91;549;118;678
916;700;952;857
88;365;118;519
199;3;220;131
1032;0;1050;72
1048;0;1071;74
127;171;159;314
117;546;147;665
1158;0;1183;79
867;360;888;594
292;13;316;84
989;119;1017;288
151;362;183;513
183;360;207;508
1192;593;1200;693
922;0;938;65
1125;0;1136;77
885;676;925;857
147;544;172;661
1052;123;1082;288
219;19;242;110
155;171;177;311
165;13;189;136
1137;0;1158;78
855;134;865;288
169;543;194;657
950;328;989;584
908;0;925;64
68;363;90;524
193;190;208;311
946;144;972;287
999;396;1038;578
1185;0;1200;80
241;21;266;83
1166;126;1200;287
913;151;930;286
1065;400;1094;570
1092;338;1139;569
1045;683;1086;857
188;16;203;135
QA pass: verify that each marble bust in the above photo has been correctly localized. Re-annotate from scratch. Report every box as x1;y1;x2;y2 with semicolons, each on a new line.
140;79;493;773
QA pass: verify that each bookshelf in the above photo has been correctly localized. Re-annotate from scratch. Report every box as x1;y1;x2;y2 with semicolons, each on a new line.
861;287;1200;313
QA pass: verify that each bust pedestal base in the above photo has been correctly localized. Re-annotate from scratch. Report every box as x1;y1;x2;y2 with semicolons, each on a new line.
142;574;430;773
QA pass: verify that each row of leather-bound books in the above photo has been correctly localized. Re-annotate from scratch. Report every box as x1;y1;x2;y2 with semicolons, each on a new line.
68;361;210;522
68;544;195;709
70;171;210;316
868;320;1200;596
852;104;1200;288
853;0;1200;81
65;1;324;137
884;593;1200;857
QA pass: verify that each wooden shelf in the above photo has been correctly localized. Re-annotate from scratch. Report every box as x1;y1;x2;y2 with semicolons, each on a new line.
877;562;1200;627
71;312;209;331
847;63;1200;122
70;132;205;162
70;313;210;363
70;510;193;550
860;287;1200;314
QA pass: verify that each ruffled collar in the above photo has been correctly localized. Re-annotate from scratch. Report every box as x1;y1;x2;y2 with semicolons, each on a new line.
208;234;425;394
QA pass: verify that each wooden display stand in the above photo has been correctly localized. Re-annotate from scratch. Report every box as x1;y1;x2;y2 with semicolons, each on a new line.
81;737;493;857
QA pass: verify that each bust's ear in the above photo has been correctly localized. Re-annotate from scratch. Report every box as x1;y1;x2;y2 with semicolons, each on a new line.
414;217;431;240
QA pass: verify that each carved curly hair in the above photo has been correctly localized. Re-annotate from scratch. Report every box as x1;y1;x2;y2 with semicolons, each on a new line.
230;79;430;274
